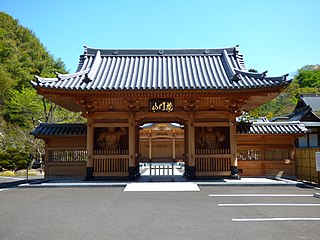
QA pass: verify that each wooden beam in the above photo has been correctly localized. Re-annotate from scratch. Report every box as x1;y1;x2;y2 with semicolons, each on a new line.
93;123;129;128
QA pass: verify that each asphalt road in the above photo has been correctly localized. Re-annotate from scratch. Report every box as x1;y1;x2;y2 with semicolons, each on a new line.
0;186;319;240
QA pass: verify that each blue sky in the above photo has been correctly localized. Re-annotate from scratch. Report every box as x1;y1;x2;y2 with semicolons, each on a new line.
1;0;320;77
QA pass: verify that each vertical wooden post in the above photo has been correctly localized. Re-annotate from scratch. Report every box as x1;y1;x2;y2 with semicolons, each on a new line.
172;132;176;161
128;116;136;178
187;117;195;178
148;134;152;161
229;115;240;179
44;141;49;179
86;115;94;179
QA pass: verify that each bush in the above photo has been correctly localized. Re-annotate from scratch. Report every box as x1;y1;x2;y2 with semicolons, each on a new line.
6;148;19;157
13;155;24;161
0;160;13;170
0;152;11;160
16;160;28;170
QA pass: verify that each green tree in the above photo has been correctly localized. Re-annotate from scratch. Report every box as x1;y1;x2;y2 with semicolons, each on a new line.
4;87;44;128
0;12;84;163
248;65;320;119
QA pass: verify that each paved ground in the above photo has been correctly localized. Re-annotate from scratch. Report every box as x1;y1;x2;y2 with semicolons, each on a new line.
0;185;319;240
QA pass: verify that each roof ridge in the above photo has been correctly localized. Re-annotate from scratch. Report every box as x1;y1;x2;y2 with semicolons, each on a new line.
234;69;268;79
84;46;239;56
252;121;302;125
33;69;90;84
54;69;90;80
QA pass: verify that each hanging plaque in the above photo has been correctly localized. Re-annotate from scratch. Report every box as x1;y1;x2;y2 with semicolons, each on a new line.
149;99;174;113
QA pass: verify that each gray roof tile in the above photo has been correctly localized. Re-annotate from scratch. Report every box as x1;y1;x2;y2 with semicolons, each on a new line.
32;46;290;91
31;124;87;137
301;94;320;111
31;121;308;137
237;121;309;134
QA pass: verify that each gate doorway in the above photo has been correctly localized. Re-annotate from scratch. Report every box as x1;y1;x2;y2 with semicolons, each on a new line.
138;122;185;181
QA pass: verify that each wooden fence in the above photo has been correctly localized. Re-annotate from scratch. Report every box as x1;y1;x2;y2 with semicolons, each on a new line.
93;156;129;177
295;148;320;184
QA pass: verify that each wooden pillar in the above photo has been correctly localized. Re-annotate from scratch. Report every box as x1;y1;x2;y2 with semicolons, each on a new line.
187;117;196;178
229;115;240;179
172;133;176;161
128;116;136;178
44;141;49;179
86;116;94;179
148;134;152;161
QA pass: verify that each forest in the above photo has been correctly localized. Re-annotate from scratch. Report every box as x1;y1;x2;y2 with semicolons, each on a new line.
0;12;83;170
0;12;319;170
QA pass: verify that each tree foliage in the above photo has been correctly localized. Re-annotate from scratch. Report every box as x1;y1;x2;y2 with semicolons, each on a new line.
0;12;84;166
248;66;320;119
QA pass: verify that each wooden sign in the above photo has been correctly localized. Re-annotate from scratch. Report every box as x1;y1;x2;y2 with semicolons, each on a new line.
149;99;174;113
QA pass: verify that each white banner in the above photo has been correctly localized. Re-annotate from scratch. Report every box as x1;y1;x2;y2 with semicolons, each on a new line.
316;152;320;172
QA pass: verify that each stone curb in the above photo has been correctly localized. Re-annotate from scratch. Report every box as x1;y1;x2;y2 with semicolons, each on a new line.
17;179;300;188
18;182;128;188
1;180;27;189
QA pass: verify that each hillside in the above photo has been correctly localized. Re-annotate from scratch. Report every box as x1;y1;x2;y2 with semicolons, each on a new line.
0;12;83;168
248;65;320;119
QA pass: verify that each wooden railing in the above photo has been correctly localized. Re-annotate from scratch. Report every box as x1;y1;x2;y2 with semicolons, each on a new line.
195;155;231;172
48;150;87;162
195;149;230;155
93;156;129;175
94;149;128;155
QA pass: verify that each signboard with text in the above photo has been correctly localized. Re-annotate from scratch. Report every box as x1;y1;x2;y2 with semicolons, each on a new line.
149;99;174;113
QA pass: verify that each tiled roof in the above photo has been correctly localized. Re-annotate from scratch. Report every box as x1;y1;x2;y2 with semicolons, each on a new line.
31;121;308;137
300;94;320;111
32;46;290;91
237;121;309;134
31;123;86;137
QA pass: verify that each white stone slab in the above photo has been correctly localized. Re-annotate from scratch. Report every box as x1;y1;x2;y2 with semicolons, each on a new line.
224;178;282;183
123;182;200;192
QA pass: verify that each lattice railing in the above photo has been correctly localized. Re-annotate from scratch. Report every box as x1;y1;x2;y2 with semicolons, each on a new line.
195;149;230;155
93;157;129;173
195;156;231;172
93;149;129;155
48;150;87;162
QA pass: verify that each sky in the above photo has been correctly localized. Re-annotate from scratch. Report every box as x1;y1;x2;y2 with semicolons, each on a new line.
1;0;320;77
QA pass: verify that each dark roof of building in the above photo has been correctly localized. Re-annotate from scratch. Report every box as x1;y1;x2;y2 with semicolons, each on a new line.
295;94;320;112
31;123;87;137
31;121;308;138
285;95;320;123
32;46;290;91
237;121;309;135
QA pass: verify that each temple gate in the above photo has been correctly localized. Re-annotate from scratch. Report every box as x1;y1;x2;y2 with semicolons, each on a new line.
31;46;292;179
